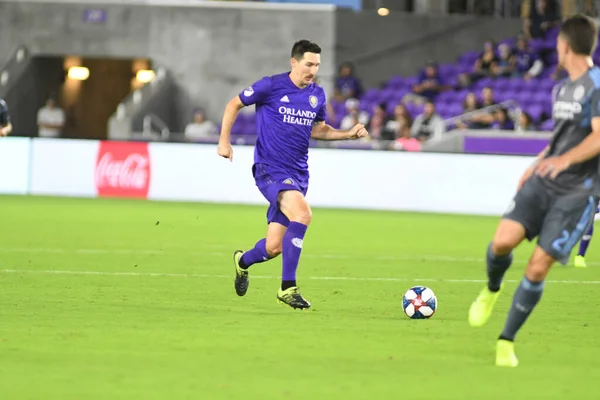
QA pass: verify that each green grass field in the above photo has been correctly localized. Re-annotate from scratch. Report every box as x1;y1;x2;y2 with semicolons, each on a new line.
1;195;599;399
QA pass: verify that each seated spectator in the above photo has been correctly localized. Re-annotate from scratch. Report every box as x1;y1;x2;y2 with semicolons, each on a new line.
184;109;217;140
382;104;413;141
517;111;536;131
491;107;515;130
456;92;481;129
492;43;516;77
410;101;445;142
339;98;369;130
335;62;363;100
522;0;561;39
513;34;544;80
366;103;389;140
403;61;447;105
459;40;498;86
467;87;497;128
390;125;422;152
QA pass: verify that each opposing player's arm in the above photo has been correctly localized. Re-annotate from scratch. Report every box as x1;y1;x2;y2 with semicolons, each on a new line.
0;101;12;136
536;88;600;178
0;122;13;136
311;121;367;141
556;87;600;167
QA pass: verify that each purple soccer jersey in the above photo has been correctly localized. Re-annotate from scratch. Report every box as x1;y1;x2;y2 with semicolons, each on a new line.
238;72;327;226
238;72;327;173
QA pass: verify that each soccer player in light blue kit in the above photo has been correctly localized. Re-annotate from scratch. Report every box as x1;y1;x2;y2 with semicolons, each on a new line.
217;40;368;309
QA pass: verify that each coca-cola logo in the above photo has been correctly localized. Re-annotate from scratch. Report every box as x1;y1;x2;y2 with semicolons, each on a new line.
95;141;151;198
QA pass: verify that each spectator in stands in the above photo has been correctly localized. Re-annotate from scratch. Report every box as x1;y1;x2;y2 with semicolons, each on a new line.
403;61;447;105
0;98;12;136
390;125;422;152
522;0;561;39
37;96;65;138
410;101;445;142
339;98;369;130
517;111;536;131
491;107;515;130
456;92;481;129
335;62;363;100
468;87;497;129
492;43;516;77
184;109;217;140
382;104;413;141
513;34;544;80
459;40;498;86
366;103;389;140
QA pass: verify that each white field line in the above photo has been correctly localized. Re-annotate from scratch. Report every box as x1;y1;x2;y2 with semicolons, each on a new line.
2;246;599;266
1;269;600;285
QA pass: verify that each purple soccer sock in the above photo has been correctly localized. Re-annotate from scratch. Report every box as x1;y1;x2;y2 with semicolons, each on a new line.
578;222;594;257
239;238;270;269
281;222;308;288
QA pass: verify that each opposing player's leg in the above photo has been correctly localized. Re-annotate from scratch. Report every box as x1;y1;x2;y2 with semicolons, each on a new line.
233;222;286;296
574;222;593;268
469;179;545;328
495;245;553;367
468;219;526;327
276;189;312;309
495;193;596;367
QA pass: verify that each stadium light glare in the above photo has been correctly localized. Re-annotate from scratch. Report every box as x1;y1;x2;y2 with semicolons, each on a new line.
136;69;155;83
377;7;390;16
67;66;90;81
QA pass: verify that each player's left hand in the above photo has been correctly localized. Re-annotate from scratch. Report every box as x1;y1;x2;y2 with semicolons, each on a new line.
348;123;368;140
534;156;570;179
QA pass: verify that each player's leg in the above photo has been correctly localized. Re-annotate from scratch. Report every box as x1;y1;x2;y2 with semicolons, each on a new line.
468;219;526;327
495;193;596;367
495;245;553;367
469;180;545;328
574;203;598;268
233;222;286;296
574;221;593;267
275;189;312;309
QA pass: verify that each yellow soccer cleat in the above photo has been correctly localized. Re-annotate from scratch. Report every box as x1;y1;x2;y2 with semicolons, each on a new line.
233;250;249;296
496;339;519;367
277;286;311;309
468;285;502;327
574;255;587;268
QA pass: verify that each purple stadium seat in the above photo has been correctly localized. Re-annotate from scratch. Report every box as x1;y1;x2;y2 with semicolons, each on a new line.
526;105;544;123
540;118;554;131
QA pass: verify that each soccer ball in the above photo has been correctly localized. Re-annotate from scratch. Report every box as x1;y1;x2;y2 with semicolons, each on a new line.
402;286;437;319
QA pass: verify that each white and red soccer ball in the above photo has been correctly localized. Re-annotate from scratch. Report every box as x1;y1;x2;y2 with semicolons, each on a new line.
402;286;438;319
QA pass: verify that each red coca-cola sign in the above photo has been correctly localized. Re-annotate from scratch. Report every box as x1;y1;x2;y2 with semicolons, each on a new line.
95;141;151;198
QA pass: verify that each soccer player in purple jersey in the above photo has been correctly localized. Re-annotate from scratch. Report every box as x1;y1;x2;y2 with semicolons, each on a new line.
217;40;368;309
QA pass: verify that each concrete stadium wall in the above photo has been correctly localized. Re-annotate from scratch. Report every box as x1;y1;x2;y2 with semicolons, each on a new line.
0;0;336;126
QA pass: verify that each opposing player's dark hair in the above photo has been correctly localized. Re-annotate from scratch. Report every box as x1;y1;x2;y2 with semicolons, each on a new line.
560;14;598;55
291;40;321;60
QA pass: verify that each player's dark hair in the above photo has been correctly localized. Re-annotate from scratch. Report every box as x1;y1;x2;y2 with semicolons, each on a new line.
560;14;598;56
291;40;321;60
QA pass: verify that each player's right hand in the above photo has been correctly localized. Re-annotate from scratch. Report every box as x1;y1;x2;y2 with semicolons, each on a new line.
217;141;233;162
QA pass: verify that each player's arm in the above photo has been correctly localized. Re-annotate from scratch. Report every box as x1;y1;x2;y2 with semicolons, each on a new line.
218;96;245;145
0;102;12;136
0;122;13;136
217;77;271;161
536;87;600;178
310;121;367;141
